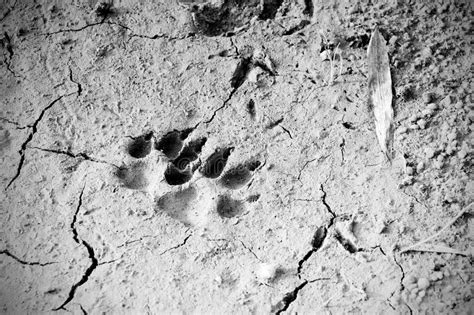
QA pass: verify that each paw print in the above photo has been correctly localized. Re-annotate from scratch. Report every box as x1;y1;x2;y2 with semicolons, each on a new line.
115;129;262;226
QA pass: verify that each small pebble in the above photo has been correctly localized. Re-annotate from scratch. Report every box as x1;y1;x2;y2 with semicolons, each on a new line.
455;101;463;109
418;290;426;298
422;109;433;117
439;95;453;107
409;124;420;130
425;148;435;159
426;103;438;110
445;285;453;292
416;161;424;172
401;176;414;186
389;36;398;46
409;114;419;122
406;167;414;175
398;126;408;134
422;92;434;104
458;149;467;159
320;50;332;61
417;277;430;289
447;131;457;141
417;119;427;129
431;271;444;281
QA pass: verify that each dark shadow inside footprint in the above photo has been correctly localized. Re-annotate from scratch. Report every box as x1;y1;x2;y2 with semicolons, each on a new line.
219;160;261;189
115;161;148;190
128;132;153;158
172;138;207;170
164;164;193;186
156;185;197;225
216;195;244;218
156;128;193;159
200;147;234;179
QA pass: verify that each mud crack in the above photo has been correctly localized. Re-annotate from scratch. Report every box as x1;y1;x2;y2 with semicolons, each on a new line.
239;240;260;261
68;66;82;96
297;157;318;181
5;93;75;190
340;138;345;164
273;280;308;314
0;117;27;129
320;184;336;226
297;226;327;277
1;31;21;78
160;234;192;255
43;17;112;36
0;249;55;266
203;87;237;124
0;0;17;22
53;187;98;311
31;146;118;168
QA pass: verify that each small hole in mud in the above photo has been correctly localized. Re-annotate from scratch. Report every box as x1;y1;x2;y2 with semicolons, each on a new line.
172;137;207;170
115;161;149;190
200;147;234;179
216;195;244;218
156;128;193;159
246;99;256;120
127;132;153;158
164;164;193;186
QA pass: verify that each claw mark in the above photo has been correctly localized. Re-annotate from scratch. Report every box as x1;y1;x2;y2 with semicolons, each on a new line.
0;250;55;266
273;280;308;314
53;187;98;311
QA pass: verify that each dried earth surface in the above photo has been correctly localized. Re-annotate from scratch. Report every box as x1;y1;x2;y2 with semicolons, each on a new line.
0;0;473;314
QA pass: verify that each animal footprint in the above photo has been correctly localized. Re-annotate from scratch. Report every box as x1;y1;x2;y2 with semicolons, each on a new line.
115;128;262;227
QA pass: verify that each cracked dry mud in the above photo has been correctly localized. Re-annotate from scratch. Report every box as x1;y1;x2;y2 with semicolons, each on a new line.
1;0;473;314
